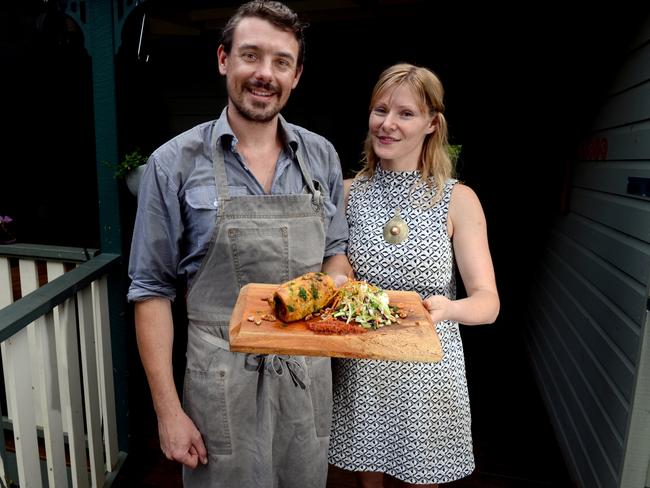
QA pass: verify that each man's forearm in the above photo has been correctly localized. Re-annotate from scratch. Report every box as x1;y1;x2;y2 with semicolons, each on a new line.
135;298;182;419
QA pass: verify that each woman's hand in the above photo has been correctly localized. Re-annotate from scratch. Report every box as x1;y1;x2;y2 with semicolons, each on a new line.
423;294;452;324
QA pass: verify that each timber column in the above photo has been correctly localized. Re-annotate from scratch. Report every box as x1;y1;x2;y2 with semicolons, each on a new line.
66;0;143;454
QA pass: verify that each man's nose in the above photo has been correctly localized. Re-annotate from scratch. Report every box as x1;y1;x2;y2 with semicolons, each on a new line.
255;58;274;81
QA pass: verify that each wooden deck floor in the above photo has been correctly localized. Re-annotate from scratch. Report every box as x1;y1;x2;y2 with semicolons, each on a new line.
112;339;575;488
113;455;573;488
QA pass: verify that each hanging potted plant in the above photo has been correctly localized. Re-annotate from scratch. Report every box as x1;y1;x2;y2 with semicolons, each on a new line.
115;148;148;196
0;215;17;244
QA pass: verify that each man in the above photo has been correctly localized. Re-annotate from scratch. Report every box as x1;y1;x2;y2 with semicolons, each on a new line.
127;2;350;487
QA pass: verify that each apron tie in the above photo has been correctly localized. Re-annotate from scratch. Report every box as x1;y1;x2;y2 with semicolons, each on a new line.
244;354;307;389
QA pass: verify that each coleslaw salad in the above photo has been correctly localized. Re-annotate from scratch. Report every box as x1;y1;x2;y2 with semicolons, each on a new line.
327;280;402;330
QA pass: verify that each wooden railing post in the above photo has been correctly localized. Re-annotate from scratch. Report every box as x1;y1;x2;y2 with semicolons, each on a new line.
0;247;124;487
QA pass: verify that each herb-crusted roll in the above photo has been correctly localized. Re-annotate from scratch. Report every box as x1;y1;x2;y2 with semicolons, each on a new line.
273;272;336;322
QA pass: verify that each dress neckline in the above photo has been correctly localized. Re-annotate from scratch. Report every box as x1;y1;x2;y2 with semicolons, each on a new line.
376;163;421;177
375;165;422;188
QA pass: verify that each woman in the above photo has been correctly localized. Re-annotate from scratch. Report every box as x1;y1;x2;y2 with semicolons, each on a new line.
328;64;500;487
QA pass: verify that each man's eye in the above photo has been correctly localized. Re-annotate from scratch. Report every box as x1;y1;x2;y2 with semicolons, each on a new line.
275;59;292;70
242;52;257;61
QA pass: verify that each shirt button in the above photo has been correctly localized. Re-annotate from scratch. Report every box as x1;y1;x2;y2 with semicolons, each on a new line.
213;200;218;207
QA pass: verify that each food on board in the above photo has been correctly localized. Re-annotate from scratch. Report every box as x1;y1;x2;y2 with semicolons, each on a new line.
272;273;410;334
323;280;406;330
273;272;337;322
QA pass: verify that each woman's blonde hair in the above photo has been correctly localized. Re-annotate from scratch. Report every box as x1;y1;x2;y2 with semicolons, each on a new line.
358;63;455;205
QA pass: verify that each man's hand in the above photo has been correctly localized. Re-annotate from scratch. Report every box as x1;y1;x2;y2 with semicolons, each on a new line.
332;274;349;288
322;254;354;288
158;408;208;468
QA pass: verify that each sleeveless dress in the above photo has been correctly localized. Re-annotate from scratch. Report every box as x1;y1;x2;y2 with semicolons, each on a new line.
328;166;475;484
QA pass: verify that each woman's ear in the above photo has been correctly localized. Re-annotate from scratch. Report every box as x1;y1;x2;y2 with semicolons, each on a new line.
426;116;438;135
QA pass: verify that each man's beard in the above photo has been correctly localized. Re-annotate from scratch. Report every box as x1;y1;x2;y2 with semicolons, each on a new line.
231;80;284;123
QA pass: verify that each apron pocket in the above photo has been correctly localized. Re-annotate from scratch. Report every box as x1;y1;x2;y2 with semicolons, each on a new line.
184;368;233;456
229;226;290;286
306;357;333;438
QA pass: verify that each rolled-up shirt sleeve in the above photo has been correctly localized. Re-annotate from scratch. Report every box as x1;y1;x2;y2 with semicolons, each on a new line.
127;155;182;302
322;141;348;258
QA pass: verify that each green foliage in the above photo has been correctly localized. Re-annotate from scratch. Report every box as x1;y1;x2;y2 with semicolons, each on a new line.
114;148;148;179
447;144;462;164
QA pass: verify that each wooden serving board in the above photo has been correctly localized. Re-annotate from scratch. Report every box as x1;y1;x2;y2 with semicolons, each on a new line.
229;283;443;363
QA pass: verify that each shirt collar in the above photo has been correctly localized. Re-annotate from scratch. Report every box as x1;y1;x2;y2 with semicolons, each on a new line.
213;106;298;158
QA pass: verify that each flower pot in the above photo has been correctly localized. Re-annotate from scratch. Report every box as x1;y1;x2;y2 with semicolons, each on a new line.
0;216;16;244
126;165;146;197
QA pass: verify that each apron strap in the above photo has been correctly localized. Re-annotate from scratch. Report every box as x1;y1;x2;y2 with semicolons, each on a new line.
295;148;323;210
211;125;232;201
210;120;322;209
191;325;231;350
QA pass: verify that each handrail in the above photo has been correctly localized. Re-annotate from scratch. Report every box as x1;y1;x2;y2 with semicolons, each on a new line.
0;243;99;263
0;253;121;342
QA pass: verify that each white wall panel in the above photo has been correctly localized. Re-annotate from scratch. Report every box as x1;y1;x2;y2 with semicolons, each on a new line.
526;15;650;488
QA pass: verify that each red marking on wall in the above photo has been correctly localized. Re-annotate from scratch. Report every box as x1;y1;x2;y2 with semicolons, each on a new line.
577;137;608;161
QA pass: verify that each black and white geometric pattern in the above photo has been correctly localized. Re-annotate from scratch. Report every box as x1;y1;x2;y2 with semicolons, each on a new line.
328;167;474;484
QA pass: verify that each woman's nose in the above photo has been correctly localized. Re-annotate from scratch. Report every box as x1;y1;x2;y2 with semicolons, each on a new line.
382;112;397;130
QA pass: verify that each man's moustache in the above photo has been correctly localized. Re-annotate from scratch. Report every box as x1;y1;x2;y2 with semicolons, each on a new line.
246;81;279;94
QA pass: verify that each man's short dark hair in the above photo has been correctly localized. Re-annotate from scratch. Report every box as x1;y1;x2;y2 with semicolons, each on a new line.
221;1;307;67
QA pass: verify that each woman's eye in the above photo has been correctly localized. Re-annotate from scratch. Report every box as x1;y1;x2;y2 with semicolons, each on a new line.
401;111;414;117
373;107;387;115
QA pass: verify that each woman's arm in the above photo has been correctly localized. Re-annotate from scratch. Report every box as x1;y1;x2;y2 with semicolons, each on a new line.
423;184;500;325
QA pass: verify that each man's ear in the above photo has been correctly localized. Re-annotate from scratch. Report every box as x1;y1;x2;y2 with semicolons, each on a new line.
217;45;228;75
292;64;303;89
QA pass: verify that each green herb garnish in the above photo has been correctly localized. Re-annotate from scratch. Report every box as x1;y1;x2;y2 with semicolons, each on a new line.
298;287;308;301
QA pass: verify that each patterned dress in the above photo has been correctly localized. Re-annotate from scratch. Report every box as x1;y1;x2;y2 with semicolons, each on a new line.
328;166;475;484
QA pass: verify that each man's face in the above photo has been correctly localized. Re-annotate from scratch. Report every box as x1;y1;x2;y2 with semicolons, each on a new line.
218;17;302;123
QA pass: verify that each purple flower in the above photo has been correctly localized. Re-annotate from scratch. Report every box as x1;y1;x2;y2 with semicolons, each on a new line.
0;215;16;244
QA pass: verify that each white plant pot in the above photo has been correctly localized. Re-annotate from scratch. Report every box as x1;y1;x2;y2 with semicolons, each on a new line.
126;165;146;196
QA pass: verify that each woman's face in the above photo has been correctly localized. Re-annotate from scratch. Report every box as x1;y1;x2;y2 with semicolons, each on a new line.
369;84;435;170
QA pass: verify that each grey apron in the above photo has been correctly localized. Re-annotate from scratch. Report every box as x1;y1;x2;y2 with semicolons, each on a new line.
183;126;332;488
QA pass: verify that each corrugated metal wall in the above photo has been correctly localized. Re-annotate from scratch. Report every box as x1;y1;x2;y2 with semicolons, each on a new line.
525;18;650;488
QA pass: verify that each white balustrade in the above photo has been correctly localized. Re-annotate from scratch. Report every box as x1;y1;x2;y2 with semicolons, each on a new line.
0;251;122;488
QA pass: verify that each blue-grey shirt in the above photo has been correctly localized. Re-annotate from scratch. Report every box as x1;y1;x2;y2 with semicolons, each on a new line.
127;108;348;302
